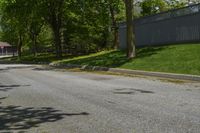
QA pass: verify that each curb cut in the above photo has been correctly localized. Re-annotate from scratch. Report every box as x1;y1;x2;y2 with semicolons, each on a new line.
50;63;200;81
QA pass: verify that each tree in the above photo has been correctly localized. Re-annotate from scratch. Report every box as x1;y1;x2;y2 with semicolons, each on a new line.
124;0;136;58
165;0;185;9
0;0;130;58
140;0;168;16
0;19;19;56
38;0;66;58
64;0;114;53
0;0;30;58
107;0;120;49
27;0;44;56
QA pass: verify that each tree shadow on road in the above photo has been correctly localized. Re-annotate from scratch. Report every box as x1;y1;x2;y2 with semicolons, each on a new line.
0;85;90;132
0;105;89;131
0;83;30;92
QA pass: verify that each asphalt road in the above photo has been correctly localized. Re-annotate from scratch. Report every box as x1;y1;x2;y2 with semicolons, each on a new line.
0;64;200;133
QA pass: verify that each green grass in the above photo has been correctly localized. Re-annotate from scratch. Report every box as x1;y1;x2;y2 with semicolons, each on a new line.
0;53;77;64
1;44;200;75
54;50;130;67
55;44;200;75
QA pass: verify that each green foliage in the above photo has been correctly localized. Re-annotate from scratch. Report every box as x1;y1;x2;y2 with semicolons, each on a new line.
165;0;186;9
0;0;194;60
0;0;126;57
139;0;187;16
140;0;168;16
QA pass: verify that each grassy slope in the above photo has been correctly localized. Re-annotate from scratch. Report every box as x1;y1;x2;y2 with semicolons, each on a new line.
55;44;200;75
1;44;199;75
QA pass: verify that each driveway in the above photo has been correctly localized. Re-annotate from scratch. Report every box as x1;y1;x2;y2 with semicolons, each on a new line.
0;64;199;133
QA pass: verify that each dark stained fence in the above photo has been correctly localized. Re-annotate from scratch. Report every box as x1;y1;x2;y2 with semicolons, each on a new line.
119;3;200;49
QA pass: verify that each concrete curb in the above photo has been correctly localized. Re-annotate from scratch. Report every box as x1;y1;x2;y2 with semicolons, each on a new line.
109;68;200;81
50;63;200;81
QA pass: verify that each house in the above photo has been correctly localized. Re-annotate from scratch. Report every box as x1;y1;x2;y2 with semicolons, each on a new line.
0;42;11;55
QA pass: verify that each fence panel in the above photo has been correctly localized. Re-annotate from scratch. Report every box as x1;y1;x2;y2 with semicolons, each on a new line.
119;4;200;49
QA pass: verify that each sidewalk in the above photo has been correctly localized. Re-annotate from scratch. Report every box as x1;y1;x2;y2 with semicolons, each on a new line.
0;55;13;59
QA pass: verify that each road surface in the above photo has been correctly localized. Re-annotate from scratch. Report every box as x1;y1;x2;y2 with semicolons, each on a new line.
0;64;200;133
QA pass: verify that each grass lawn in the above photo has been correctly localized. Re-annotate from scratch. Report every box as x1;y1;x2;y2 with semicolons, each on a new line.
55;44;200;75
1;44;200;75
0;53;77;64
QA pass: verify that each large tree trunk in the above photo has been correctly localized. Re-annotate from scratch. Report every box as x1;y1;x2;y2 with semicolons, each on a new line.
49;11;63;58
109;4;119;49
17;34;22;58
30;33;38;57
33;35;37;57
53;26;62;58
46;0;64;58
124;0;136;58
